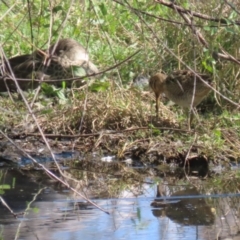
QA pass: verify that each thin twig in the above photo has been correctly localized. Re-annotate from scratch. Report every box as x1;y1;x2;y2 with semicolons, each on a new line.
123;2;240;108
1;49;141;83
0;130;109;214
1;48;109;214
184;132;198;180
19;126;191;139
155;0;240;65
14;188;46;239
0;196;24;218
91;0;124;89
155;0;240;25
114;0;236;27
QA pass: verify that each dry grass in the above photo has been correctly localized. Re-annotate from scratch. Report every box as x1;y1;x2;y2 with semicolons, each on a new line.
0;82;238;164
12;86;177;135
1;0;240;169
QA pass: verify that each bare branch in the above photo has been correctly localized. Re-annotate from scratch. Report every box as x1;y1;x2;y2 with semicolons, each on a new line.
155;0;240;65
155;0;240;25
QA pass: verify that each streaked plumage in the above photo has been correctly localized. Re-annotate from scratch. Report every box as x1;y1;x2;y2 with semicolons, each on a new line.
149;70;212;128
0;38;98;91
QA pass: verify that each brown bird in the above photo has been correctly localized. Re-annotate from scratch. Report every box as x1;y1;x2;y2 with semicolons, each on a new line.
149;70;212;129
0;38;98;91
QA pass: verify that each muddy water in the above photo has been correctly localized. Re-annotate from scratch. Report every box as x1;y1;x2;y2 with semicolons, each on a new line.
0;169;240;240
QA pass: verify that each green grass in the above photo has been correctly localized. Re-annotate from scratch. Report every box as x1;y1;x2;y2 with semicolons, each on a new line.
1;0;240;162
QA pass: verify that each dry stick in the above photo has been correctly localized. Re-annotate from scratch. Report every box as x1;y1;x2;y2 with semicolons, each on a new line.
2;49;141;83
169;2;240;108
90;0;124;89
0;49;17;104
24;126;190;139
0;1;18;21
0;131;109;214
114;0;237;28
50;2;76;49
127;2;240;108
14;188;46;240
0;196;23;218
161;1;240;108
173;4;209;48
3;50;139;125
30;4;54;107
1;59;16;104
1;16;39;53
78;82;89;132
1;7;29;48
85;0;91;48
47;0;74;54
184;132;198;181
2;0;73;55
172;3;203;127
1;51;108;214
26;0;34;49
119;0;240;64
155;0;240;25
30;0;75;107
47;0;54;47
2;16;45;105
224;0;240;16
155;0;240;65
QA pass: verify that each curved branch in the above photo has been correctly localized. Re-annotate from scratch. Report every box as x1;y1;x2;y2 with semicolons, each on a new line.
155;0;240;25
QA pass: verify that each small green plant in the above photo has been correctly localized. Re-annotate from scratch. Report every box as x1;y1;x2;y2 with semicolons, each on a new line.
41;83;67;102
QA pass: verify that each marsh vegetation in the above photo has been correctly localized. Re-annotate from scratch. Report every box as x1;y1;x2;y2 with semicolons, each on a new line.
1;2;240;239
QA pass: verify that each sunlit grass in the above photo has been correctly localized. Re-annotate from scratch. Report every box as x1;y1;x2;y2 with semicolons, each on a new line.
1;0;240;160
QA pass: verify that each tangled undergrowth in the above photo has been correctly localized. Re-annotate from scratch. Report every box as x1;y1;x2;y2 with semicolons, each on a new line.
0;83;240;170
1;0;240;170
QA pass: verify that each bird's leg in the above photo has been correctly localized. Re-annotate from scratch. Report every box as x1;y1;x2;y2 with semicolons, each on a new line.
155;93;160;119
192;107;201;128
187;107;198;130
192;108;200;122
185;108;193;130
189;110;193;131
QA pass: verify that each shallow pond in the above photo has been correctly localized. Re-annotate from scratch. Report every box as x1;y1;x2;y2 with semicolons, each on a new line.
0;169;240;240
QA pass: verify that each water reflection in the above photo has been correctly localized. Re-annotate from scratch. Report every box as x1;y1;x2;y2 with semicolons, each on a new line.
151;186;215;225
0;169;240;240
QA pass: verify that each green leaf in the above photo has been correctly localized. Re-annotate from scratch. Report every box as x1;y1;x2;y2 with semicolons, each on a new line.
203;26;211;32
43;24;50;28
229;11;237;20
0;189;5;194
72;66;86;76
52;6;63;13
32;207;40;213
56;89;67;100
89;81;110;92
148;124;160;136
41;83;67;101
223;18;232;26
226;27;236;34
41;109;53;114
41;83;56;96
202;60;213;73
0;184;11;190
214;129;221;138
99;3;107;16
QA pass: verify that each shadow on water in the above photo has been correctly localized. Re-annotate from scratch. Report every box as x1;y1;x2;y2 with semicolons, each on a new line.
151;186;215;226
1;169;240;240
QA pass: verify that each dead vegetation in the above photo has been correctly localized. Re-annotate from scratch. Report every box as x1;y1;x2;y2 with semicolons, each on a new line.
1;0;240;175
